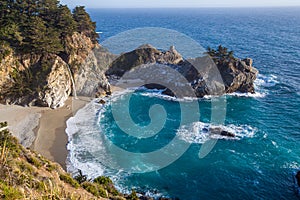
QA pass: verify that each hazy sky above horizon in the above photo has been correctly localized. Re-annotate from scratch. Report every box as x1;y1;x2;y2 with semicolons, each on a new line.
60;0;300;8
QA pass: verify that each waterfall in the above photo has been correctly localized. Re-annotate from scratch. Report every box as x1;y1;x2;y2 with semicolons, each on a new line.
66;64;78;99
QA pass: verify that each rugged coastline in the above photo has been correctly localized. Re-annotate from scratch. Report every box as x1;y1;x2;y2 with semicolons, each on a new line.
0;1;261;199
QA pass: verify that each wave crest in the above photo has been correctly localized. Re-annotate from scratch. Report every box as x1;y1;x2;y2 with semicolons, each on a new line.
177;122;257;144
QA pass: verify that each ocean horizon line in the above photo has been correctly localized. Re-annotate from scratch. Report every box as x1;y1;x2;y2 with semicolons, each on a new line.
85;5;300;9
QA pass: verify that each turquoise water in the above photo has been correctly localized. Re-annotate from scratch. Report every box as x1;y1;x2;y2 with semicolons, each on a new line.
67;8;300;199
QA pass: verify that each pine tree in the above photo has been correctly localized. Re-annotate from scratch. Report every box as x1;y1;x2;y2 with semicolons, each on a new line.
21;16;62;54
57;5;76;39
73;6;99;43
207;45;236;63
0;0;98;55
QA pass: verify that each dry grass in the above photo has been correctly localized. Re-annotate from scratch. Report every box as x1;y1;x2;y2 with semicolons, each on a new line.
0;121;139;200
0;122;102;199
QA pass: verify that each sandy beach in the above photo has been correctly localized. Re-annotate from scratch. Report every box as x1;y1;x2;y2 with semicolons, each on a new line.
0;96;91;169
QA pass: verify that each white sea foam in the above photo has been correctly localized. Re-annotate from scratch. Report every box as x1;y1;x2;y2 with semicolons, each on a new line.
255;74;279;88
177;122;257;144
126;74;279;101
66;100;108;178
227;91;266;98
282;161;300;170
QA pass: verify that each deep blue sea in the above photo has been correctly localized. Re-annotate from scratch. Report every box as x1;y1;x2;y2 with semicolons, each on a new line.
67;8;300;199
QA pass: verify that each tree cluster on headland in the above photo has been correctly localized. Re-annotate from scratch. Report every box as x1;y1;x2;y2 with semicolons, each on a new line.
0;0;98;58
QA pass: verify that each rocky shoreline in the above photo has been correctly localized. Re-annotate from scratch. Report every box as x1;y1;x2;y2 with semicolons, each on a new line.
0;32;259;200
107;44;258;98
0;42;258;108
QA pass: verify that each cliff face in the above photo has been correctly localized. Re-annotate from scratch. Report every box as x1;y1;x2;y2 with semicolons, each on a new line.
0;53;72;108
65;32;113;97
0;32;111;108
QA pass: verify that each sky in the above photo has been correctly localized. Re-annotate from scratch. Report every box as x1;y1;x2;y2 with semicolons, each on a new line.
60;0;300;8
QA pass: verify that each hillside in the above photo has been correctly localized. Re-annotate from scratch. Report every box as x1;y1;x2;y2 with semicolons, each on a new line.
0;122;141;200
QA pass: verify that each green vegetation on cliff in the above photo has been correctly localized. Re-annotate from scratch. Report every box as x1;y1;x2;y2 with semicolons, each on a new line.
206;45;236;63
0;122;141;199
0;0;111;108
0;0;98;58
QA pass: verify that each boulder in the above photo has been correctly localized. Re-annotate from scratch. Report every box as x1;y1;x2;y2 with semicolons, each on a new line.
98;99;106;105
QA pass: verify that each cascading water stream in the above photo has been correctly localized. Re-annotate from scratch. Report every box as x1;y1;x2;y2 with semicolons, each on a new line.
66;64;77;99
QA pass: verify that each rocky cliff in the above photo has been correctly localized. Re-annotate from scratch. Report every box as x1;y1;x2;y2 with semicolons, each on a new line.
106;45;258;97
0;32;112;108
65;32;113;97
0;41;258;108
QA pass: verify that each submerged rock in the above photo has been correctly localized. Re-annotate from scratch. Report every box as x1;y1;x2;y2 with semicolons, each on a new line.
209;127;235;138
296;171;300;187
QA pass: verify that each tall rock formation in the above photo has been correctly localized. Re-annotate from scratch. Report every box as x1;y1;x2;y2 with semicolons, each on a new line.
0;32;113;108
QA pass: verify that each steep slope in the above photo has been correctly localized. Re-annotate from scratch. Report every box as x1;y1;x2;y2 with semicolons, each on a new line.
0;122;139;200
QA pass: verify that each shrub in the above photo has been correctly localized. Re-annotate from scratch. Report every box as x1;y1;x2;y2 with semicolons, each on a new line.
26;156;42;168
0;122;21;158
74;170;88;184
17;161;35;174
94;176;119;196
127;189;139;200
59;174;80;188
94;176;113;185
0;181;23;199
81;182;107;198
46;162;57;172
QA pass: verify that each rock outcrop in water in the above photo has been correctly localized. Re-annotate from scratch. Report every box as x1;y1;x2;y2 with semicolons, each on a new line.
106;45;259;97
208;127;236;138
106;44;183;76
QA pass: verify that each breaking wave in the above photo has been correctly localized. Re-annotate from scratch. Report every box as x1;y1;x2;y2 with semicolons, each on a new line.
177;122;257;144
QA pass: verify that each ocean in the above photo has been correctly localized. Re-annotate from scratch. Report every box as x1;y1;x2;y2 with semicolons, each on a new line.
66;7;300;199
